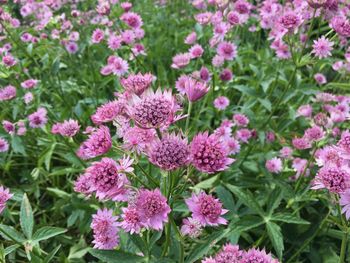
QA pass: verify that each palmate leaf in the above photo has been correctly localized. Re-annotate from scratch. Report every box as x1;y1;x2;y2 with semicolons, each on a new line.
20;193;34;239
272;213;309;225
225;184;265;216
266;222;284;260
89;249;144;263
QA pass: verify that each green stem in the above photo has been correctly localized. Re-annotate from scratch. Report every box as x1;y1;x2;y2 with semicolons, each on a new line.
185;102;192;132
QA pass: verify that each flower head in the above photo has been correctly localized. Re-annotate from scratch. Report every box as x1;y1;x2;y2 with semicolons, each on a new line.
0;137;9;152
148;133;190;170
185;77;209;102
58;119;80;137
340;189;350;220
91;209;119;250
186;192;228;226
77;126;112;160
217;41;237;60
0;186;12;214
241;248;279;263
120;12;143;29
28;108;47;128
312;36;334;59
120;73;154;95
135;189;171;230
265;157;283;173
215;243;243;263
171;53;191;69
127;89;180;129
190;132;234;174
312;166;350;193
0;85;16;101
91;100;125;125
120;206;145;234
181;217;202;238
214;96;230;110
123;126;155;153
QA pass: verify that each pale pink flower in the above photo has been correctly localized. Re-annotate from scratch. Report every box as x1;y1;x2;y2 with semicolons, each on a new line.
213;96;230;110
0;186;12;214
171;53;191;69
265;157;283;173
312;36;334;58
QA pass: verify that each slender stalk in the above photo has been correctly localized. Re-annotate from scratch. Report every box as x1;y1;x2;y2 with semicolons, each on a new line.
185;102;192;132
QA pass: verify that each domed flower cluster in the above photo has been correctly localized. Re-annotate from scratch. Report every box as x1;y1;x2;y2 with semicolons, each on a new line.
127;89;181;129
190;132;234;174
202;243;279;263
148;133;190;171
91;100;125;125
0;185;12;214
76;126;112;160
120;72;154;96
52;119;80;137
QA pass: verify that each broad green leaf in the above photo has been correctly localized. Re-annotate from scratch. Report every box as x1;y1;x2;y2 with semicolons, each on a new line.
267;188;282;216
258;98;271;112
0;224;26;243
272;213;309;225
185;229;230;263
129;234;148;255
266;222;284;259
232;216;264;233
194;175;218;190
89;249;144;263
32;227;67;242
11;136;26;155
4;244;20;256
225;184;265;216
20;194;34;239
215;186;235;212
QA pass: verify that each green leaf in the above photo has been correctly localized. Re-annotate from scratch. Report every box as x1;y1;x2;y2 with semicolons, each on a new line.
89;249;144;263
266;222;284;259
4;244;20;256
258;98;271;112
215;186;235;212
267;188;282;216
43;245;61;263
185;229;230;263
194;175;218;190
11;136;26;155
20;194;34;239
0;224;26;243
272;213;309;225
129;234;148;255
232;216;264;232
225;184;265;216
32;227;67;242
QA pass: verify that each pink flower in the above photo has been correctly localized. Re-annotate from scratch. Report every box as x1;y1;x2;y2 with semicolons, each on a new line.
219;68;233;81
24;92;34;104
199;67;211;82
185;77;209;102
215;244;243;262
120;206;145;234
28;108;47;128
0;186;12;214
212;55;225;67
185;32;197;45
21;79;38;89
65;42;78;54
2;54;16;67
2;120;15;135
77;126;112;160
91;29;104;44
312;36;334;59
189;44;204;59
241;248;279;263
314;73;327;85
227;11;240;25
226;137;241;155
181;217;202;238
135;188;171;230
265;157;283;173
233;114;249;127
148;133;190;171
190;132;234;174
107;34;122;50
0;85;16;101
280;146;293;159
0;137;9;152
83;157;129;201
279;11;302;32
91;100;125;125
120;12;143;28
340;189;350;220
304;126;325;141
292;137;311;150
236;129;252;143
127;89;181;129
91;209;119;250
297;104;312;118
331;16;350;38
213;96;230;110
316;146;344;167
58;119;80;137
171;53;191;69
175;75;189;94
217;41;237;60
120;72;154;95
312;166;350;193
101;56;129;76
185;192;228;226
123;126;155;154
